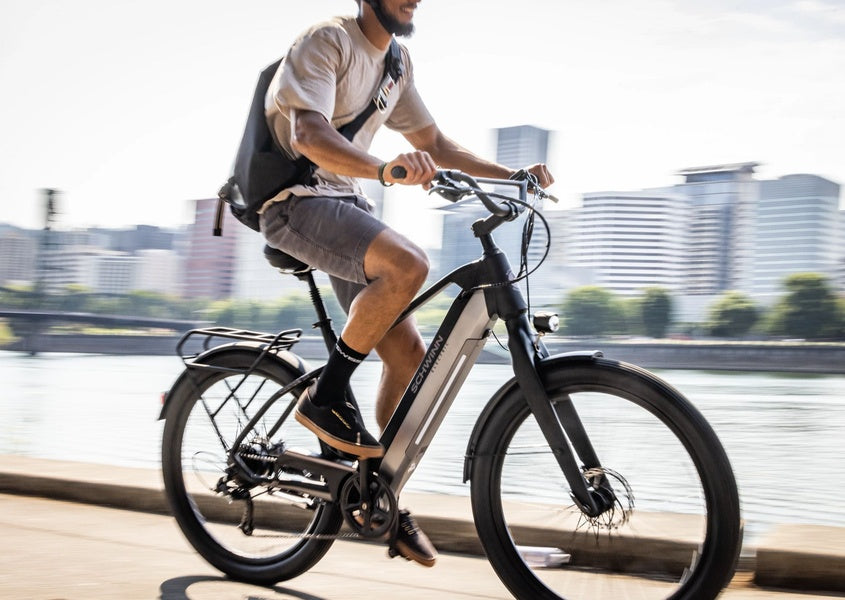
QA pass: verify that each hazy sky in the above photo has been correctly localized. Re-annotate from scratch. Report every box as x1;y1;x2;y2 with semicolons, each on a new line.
2;0;844;233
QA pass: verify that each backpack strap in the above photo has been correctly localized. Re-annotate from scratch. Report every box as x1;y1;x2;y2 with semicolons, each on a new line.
337;38;404;142
214;39;404;237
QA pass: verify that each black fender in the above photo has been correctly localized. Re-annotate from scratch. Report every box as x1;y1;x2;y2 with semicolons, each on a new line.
462;350;603;482
158;341;311;420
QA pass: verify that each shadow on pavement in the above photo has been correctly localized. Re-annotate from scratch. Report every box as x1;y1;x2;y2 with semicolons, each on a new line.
159;575;327;600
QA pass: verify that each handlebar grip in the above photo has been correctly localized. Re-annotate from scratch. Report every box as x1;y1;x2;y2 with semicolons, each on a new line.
390;166;407;179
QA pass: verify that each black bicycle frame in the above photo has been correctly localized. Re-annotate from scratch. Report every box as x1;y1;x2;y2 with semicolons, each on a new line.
263;211;607;516
377;221;604;514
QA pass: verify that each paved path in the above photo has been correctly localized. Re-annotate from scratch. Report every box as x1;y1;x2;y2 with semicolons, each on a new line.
1;493;840;600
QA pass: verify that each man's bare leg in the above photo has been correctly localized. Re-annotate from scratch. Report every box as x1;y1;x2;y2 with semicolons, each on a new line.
342;229;429;353
370;312;438;567
296;228;428;457
373;317;426;430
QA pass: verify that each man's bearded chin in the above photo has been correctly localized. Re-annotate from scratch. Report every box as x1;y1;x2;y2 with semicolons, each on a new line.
366;0;415;37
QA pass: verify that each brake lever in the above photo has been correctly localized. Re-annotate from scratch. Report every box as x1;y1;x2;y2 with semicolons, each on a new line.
537;189;560;203
428;184;469;203
509;169;559;203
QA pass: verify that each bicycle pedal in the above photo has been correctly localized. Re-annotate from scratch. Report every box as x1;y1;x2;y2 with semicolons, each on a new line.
319;440;358;462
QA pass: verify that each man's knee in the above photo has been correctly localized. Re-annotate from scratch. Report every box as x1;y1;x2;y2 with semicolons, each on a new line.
366;231;429;290
398;245;429;289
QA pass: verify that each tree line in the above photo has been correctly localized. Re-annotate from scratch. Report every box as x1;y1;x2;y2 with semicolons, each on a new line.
0;284;453;339
1;272;844;341
560;273;845;341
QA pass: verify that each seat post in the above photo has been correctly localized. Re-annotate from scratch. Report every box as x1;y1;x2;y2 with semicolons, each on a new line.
296;270;337;354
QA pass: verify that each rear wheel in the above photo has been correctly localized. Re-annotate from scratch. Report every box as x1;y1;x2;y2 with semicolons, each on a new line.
161;349;342;584
470;359;741;600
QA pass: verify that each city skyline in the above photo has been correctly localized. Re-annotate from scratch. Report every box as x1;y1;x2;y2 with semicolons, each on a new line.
2;0;844;231
3;158;842;318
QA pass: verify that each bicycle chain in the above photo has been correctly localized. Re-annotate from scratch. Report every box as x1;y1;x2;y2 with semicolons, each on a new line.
255;529;362;541
223;464;373;542
233;450;395;542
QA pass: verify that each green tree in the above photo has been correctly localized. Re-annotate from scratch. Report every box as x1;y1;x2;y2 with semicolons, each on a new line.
267;292;318;331
561;286;625;337
619;297;644;336
640;287;673;338
52;285;93;312
206;300;236;327
125;290;174;318
707;291;759;338
0;319;16;346
413;294;453;332
768;273;844;340
0;284;35;309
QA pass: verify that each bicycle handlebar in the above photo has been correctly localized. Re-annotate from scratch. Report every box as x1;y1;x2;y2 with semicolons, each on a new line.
389;166;553;220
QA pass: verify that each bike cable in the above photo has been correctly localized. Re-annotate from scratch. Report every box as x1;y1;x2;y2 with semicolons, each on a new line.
466;191;552;295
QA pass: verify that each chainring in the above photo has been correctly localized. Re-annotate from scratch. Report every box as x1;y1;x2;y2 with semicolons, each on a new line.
339;472;398;539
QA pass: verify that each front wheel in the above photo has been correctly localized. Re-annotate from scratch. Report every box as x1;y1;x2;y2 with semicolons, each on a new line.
470;359;741;600
161;348;342;584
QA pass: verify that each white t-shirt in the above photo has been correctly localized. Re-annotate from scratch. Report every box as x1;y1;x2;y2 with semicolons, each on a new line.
264;16;434;204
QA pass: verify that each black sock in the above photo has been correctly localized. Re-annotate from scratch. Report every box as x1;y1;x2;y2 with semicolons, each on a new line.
311;337;368;407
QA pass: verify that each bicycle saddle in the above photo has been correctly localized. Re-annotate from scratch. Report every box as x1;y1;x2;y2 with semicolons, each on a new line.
263;245;312;274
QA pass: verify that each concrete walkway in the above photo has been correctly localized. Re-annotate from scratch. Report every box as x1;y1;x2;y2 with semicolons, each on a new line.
1;455;843;598
0;493;839;600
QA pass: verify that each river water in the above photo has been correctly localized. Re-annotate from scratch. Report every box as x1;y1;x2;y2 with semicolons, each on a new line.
1;352;843;545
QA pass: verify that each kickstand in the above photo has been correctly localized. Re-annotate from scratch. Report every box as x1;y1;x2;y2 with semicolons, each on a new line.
386;514;401;559
238;496;255;536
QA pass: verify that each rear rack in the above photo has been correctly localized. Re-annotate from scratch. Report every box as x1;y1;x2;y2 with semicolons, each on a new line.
169;326;312;442
176;326;303;367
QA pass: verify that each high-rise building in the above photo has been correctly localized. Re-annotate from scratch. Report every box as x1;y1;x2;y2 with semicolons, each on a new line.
496;125;550;168
494;125;552;271
752;174;841;297
233;224;306;301
135;249;182;295
0;229;37;285
439;125;554;305
838;208;845;293
182;199;238;300
675;162;759;295
541;208;594;307
568;190;690;296
89;224;177;254
438;201;487;276
95;253;140;295
39;246;101;292
568;163;843;322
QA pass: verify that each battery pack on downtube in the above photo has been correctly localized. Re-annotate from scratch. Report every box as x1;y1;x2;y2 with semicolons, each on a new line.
378;290;494;496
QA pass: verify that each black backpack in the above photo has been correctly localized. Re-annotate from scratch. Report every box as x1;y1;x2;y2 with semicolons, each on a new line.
214;39;404;236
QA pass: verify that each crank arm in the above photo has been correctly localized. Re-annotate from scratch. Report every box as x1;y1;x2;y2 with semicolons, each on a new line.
274;448;355;502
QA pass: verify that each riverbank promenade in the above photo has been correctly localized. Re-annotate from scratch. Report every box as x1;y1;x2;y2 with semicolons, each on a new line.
1;456;843;599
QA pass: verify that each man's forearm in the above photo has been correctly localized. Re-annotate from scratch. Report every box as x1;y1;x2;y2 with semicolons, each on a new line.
433;143;514;179
411;128;513;179
291;110;382;180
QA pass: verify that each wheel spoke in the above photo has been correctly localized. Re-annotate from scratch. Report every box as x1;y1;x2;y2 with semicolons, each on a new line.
470;362;740;600
161;350;342;583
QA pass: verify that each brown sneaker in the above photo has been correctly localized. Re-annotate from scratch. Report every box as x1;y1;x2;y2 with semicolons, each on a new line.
393;509;437;567
295;383;384;459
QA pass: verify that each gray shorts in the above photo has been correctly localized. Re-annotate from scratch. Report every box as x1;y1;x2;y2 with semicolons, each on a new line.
260;195;388;312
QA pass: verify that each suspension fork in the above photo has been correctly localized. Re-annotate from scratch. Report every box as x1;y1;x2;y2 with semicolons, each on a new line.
506;315;609;516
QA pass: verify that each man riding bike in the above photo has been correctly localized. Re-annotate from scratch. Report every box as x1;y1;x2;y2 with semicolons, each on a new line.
260;0;554;566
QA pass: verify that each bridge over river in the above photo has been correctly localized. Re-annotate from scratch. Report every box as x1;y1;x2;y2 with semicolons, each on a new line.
0;309;202;355
3;309;845;373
